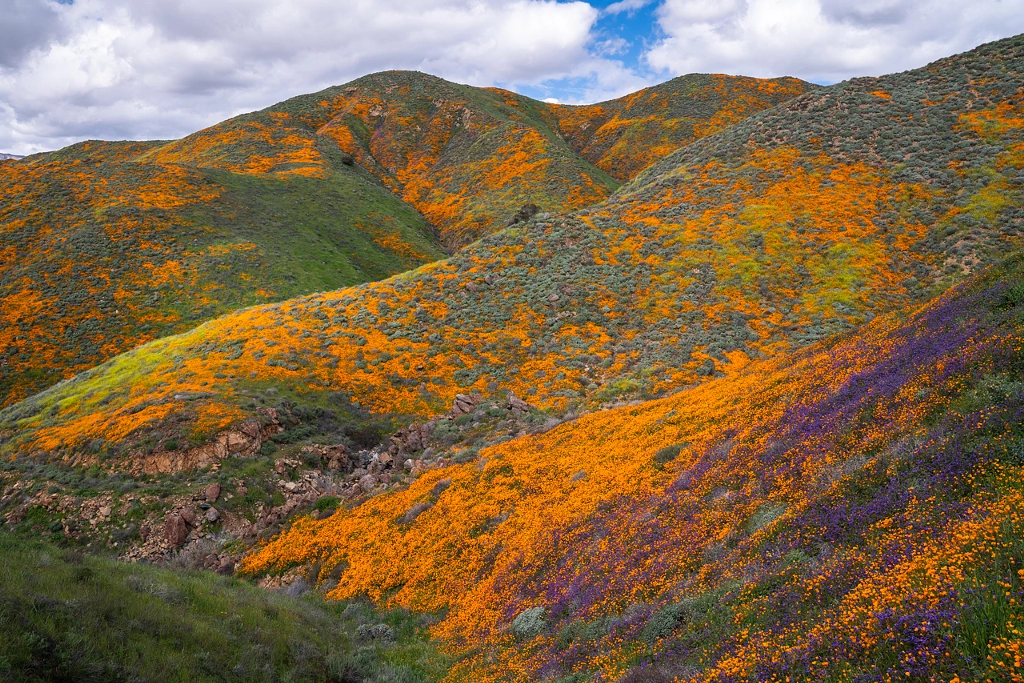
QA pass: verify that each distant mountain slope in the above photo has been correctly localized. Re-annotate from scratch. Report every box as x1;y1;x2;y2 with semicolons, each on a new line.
0;71;805;408
150;70;810;250
0;139;444;407
0;153;23;161
2;34;1018;463
243;251;1024;683
543;73;811;181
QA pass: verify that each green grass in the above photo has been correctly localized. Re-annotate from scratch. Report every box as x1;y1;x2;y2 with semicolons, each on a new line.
0;533;450;682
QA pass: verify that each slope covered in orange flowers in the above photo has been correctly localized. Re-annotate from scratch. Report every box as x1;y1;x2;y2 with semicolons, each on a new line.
242;251;1024;683
1;34;1020;462
152;70;811;249
0;70;807;409
544;73;811;182
0;138;445;408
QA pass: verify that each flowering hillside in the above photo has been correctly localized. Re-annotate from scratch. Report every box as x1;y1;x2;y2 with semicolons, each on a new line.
544;73;810;182
0;71;805;410
243;251;1024;682
1;34;1020;464
152;70;810;249
0;138;444;408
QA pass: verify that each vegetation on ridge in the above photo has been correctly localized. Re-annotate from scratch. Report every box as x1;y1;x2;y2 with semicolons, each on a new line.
1;34;1021;463
0;69;806;409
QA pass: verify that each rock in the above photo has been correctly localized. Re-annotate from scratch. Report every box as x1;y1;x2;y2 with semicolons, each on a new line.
139;524;150;541
164;514;188;547
274;460;289;475
403;459;415;471
378;452;393;467
205;483;221;502
302;444;351;472
359;474;378;493
284;481;299;492
179;508;197;526
507;391;532;413
452;393;481;415
237;484;247;496
216;556;234;575
205;507;220;523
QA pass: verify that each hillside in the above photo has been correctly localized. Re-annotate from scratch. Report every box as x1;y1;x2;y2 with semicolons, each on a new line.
0;532;448;682
244;250;1024;683
0;140;445;409
1;34;1020;466
154;70;812;249
544;73;810;182
0;72;807;409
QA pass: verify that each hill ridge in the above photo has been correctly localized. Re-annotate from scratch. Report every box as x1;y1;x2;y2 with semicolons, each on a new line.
2;33;1022;460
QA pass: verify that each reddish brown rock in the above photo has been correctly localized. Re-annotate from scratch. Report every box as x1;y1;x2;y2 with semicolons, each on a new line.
164;513;188;547
205;483;221;502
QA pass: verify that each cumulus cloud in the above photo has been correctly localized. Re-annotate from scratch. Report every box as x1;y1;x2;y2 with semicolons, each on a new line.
0;0;617;154
646;0;1024;82
2;0;1024;154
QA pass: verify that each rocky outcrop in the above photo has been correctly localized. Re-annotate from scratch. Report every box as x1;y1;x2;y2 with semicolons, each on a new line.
299;444;352;473
133;410;283;475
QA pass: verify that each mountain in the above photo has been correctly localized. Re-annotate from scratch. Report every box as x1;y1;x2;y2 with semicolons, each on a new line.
0;139;445;408
544;73;810;182
155;70;813;250
0;153;23;161
2;34;1019;466
0;71;807;409
243;251;1024;682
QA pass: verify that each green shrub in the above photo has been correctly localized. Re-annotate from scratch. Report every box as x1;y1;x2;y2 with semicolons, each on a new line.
654;443;684;465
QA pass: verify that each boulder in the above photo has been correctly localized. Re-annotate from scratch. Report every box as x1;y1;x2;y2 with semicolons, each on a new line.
205;483;221;502
452;393;481;415
216;556;234;575
205;507;220;523
179;508;197;526
164;514;188;547
507;391;532;413
358;474;378;493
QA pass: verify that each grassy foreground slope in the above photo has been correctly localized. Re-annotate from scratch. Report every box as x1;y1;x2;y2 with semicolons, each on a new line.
1;34;1020;462
0;136;444;408
244;252;1024;683
0;533;448;682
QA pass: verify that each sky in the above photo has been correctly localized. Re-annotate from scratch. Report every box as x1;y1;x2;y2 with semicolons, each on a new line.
1;0;1023;155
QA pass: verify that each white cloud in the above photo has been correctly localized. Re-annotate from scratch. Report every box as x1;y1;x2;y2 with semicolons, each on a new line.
603;0;655;16
646;0;1024;82
2;1;1024;154
0;0;615;154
